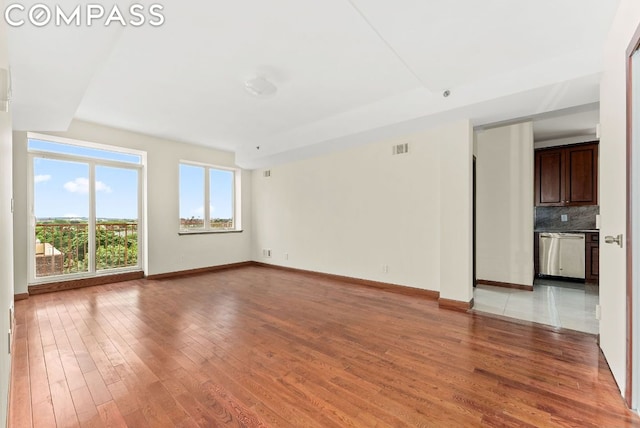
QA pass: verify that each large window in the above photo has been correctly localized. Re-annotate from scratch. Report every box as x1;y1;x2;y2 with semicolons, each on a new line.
29;136;144;281
179;162;240;232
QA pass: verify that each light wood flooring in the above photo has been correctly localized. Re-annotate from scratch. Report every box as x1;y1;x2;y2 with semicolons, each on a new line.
9;266;640;427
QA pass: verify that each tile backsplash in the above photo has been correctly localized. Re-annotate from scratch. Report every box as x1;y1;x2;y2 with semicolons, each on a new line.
535;206;599;231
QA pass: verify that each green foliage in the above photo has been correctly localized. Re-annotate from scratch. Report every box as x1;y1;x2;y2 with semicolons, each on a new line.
36;223;138;275
95;226;138;270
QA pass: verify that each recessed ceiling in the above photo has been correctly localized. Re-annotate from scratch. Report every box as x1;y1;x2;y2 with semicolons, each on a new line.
7;0;620;168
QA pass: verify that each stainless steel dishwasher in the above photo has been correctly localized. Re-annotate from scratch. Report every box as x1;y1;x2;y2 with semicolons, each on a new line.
539;233;586;279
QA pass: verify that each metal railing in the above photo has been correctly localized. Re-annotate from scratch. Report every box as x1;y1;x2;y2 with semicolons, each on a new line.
35;222;138;277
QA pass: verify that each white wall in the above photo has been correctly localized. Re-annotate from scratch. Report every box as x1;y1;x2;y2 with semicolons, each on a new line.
0;0;15;424
252;119;472;299
476;122;534;287
599;0;640;399
439;121;474;303
13;120;252;295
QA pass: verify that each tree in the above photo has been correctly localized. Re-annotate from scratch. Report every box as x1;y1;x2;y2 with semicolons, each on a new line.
36;222;138;274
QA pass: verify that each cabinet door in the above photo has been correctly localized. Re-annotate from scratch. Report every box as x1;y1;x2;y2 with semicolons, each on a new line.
535;149;565;206
585;233;599;283
566;144;598;206
591;245;599;280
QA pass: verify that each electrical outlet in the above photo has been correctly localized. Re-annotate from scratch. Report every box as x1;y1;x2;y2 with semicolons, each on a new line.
382;265;389;274
284;253;289;260
262;249;272;258
561;214;568;222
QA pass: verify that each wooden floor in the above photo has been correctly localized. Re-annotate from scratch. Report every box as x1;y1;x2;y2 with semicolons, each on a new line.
9;266;640;427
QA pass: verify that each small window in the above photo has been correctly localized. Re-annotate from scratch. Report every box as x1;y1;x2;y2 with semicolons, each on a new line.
29;139;142;164
179;162;239;233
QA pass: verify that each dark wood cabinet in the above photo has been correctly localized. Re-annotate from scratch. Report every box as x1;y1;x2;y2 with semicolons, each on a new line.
585;232;599;284
535;143;598;207
536;149;564;205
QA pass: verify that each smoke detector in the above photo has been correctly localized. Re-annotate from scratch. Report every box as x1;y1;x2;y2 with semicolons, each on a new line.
245;76;277;98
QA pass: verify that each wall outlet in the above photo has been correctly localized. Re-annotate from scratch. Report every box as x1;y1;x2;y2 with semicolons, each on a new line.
561;214;568;222
595;304;601;320
382;265;389;274
262;249;272;258
284;253;289;260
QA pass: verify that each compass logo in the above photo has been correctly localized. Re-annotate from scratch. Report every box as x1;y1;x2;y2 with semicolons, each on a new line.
4;3;165;27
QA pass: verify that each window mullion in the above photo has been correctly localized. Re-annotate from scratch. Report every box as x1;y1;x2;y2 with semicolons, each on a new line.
138;167;143;270
204;167;210;230
88;162;96;273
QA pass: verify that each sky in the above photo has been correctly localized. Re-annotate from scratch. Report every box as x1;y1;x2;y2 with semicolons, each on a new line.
179;164;233;220
31;139;233;221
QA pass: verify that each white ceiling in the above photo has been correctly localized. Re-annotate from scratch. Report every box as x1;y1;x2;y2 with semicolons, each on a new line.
7;0;620;168
532;104;600;142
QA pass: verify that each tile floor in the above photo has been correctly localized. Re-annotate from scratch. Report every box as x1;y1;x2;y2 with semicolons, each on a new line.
473;278;599;334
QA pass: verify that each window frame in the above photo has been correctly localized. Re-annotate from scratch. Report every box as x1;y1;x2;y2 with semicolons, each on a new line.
178;160;242;234
27;133;146;284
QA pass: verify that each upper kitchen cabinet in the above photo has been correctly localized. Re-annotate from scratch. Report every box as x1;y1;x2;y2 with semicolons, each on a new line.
535;142;598;207
535;148;564;205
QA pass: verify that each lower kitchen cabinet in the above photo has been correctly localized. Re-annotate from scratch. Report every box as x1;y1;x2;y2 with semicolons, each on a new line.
585;233;599;284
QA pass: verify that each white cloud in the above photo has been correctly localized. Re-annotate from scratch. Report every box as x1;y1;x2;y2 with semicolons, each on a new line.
96;181;112;193
34;174;51;184
64;177;112;194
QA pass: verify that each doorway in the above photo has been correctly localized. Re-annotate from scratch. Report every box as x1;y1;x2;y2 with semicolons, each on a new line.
472;121;600;334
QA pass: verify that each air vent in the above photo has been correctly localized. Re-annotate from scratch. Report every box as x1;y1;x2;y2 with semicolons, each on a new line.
392;143;409;155
263;170;271;178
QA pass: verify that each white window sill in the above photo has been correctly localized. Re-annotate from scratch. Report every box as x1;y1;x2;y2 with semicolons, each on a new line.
178;229;243;236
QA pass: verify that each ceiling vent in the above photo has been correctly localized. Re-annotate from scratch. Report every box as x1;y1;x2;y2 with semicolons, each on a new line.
392;143;409;155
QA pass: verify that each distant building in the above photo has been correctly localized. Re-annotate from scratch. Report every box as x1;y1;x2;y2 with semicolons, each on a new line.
35;239;64;277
